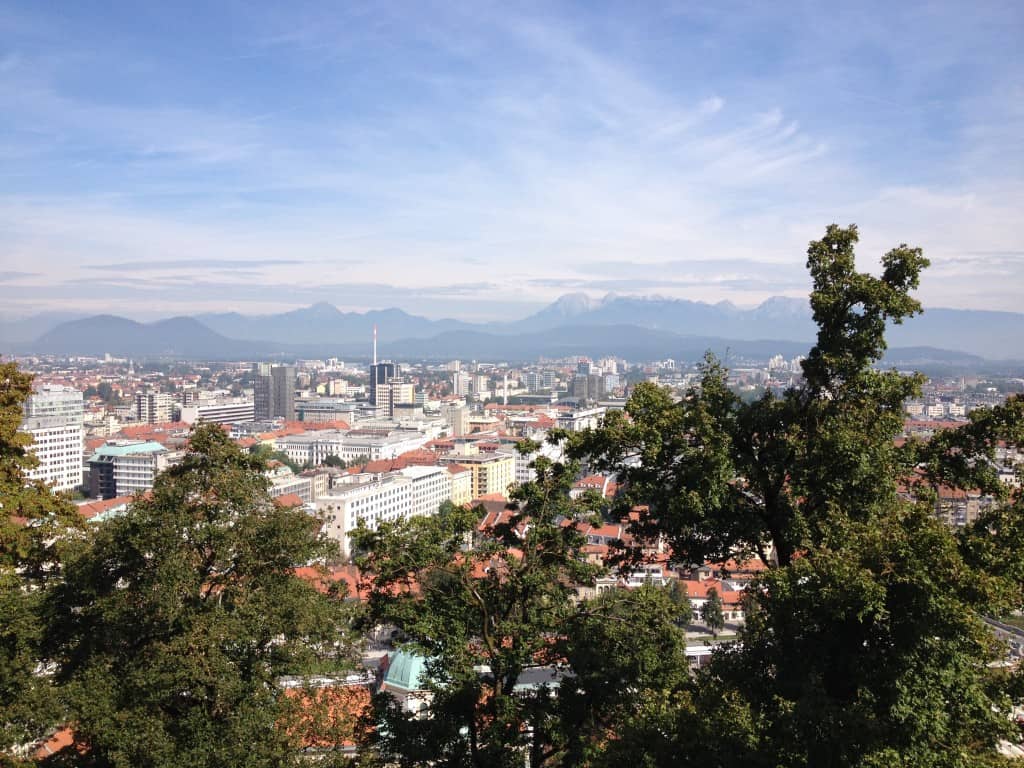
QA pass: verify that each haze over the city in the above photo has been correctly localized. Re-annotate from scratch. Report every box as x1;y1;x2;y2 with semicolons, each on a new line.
1;0;1021;321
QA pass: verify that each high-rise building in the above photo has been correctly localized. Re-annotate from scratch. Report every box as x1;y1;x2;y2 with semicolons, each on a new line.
21;385;85;493
382;378;415;417
134;390;174;423
253;364;295;420
272;365;296;420
253;363;273;420
452;372;471;396
370;362;398;408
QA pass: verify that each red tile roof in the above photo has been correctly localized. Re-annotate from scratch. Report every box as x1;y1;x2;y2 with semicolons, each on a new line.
76;496;133;520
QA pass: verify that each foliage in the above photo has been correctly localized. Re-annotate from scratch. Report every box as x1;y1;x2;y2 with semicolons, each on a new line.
700;587;725;637
556;585;691;766
0;363;84;753
249;442;301;474
43;423;360;767
569;224;930;569
567;225;1024;765
353;450;602;767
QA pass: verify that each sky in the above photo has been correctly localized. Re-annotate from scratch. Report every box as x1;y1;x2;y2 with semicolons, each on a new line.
0;0;1022;322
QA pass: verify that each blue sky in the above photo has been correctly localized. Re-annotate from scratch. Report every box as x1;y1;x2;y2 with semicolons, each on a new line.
0;1;1021;321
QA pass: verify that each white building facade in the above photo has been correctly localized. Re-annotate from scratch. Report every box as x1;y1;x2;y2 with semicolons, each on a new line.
274;430;428;467
21;385;85;493
317;465;452;558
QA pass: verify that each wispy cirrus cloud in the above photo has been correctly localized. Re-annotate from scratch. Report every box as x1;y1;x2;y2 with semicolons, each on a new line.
0;1;1020;320
84;259;306;271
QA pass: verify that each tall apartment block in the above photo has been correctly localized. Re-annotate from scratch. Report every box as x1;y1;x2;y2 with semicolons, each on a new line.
253;364;296;420
21;384;85;493
135;390;174;423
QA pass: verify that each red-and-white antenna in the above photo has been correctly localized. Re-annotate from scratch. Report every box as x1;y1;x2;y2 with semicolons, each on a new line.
373;324;378;367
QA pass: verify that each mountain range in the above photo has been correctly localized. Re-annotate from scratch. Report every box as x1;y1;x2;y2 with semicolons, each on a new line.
4;294;1022;364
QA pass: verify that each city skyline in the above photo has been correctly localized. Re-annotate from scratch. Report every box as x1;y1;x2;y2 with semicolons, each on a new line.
1;1;1022;321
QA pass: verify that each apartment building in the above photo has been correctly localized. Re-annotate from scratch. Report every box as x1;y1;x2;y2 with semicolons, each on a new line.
439;451;516;499
134;390;174;424
21;385;85;492
87;440;181;499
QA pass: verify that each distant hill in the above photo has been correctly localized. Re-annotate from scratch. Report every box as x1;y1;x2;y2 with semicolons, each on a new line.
380;325;815;363
197;302;472;345
0;311;89;345
10;293;1020;364
504;295;1024;360
26;316;273;359
508;294;817;341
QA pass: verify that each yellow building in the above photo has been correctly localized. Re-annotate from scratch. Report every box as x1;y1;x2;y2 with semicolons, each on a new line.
443;451;515;500
446;464;473;506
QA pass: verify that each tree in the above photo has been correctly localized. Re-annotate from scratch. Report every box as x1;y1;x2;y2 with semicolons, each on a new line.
324;454;346;469
556;585;692;767
568;224;929;569
666;577;693;624
700;587;725;638
353;443;601;768
568;225;1024;766
0;362;83;756
249;442;301;474
44;423;360;767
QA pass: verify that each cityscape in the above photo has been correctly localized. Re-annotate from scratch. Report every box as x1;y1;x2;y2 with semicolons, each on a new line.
3;1;1024;766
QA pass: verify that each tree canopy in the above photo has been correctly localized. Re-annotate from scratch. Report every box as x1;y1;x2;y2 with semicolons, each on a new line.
42;423;360;768
1;363;84;757
564;224;1024;766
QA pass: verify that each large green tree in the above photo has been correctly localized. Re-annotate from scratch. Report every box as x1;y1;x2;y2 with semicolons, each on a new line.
555;585;692;767
570;224;929;569
0;362;83;757
43;423;359;767
568;225;1024;766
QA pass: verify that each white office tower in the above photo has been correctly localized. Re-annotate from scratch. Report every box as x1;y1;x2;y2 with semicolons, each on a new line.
21;385;85;493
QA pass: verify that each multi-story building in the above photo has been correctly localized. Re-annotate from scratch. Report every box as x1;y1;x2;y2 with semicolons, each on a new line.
134;390;174;423
440;402;469;436
295;397;358;424
452;372;471;397
446;464;473;505
317;465;453;558
253;364;296;420
370;362;398;408
557;407;606;433
87;440;181;499
273;430;429;467
439;451;516;499
21;385;85;493
179;397;255;425
374;377;415;417
272;365;296;420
